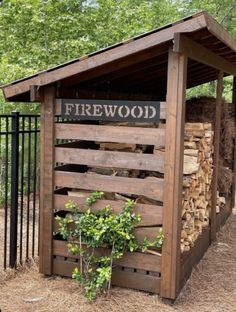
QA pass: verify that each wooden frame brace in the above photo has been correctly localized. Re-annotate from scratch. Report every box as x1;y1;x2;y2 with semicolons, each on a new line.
174;33;236;76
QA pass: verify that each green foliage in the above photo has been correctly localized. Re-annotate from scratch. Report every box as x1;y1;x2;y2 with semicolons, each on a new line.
56;191;164;300
141;228;164;252
85;191;104;206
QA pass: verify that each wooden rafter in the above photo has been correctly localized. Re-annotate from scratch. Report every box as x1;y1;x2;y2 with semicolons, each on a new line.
174;33;236;76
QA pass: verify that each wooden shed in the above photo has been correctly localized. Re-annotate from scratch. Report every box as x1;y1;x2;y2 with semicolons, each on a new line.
2;12;236;300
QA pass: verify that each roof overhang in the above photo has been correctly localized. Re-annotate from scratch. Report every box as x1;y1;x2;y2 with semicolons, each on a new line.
2;12;236;102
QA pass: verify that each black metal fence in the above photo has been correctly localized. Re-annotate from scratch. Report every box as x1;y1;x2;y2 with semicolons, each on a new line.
0;112;40;269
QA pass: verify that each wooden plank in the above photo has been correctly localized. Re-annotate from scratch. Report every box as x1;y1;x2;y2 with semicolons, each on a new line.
2;14;206;99
134;227;161;243
204;13;236;56
211;71;223;242
111;269;160;293
52;259;160;293
53;258;78;277
174;33;236;76
54;194;163;226
161;47;187;299
55;123;165;147
233;76;236;106
30;85;40;102
232;77;236;211
53;218;161;245
53;240;161;272
39;86;55;275
55;147;165;173
55;99;167;119
180;227;210;287
54;171;164;201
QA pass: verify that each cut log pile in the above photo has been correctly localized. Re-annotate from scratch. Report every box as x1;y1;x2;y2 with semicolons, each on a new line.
180;122;225;253
186;96;235;195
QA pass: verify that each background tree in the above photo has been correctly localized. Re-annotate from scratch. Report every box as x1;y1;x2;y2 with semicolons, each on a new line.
0;0;235;112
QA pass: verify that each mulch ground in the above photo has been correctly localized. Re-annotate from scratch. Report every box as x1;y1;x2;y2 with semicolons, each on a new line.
0;215;236;312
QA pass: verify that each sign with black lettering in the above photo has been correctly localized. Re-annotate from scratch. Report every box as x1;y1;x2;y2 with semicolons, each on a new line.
61;99;160;122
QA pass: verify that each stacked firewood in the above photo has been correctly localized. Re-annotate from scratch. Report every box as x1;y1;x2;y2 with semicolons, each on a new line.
180;122;225;253
186;96;235;195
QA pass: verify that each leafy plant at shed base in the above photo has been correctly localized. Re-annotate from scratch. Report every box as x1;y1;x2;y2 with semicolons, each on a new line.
56;191;164;301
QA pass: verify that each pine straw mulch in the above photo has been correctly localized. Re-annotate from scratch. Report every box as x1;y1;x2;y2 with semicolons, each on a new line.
0;215;236;312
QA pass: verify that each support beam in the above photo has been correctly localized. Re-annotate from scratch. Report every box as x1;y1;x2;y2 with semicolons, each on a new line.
161;47;187;299
174;33;236;76
30;85;40;102
232;77;236;214
204;13;236;56
39;86;55;275
211;71;223;241
233;76;236;106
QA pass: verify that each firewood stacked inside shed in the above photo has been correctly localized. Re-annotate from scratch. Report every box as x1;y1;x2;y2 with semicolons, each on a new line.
180;96;235;252
181;122;214;253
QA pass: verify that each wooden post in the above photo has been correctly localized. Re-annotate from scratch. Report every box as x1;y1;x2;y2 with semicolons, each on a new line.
232;77;236;214
211;71;223;241
39;86;55;275
161;46;187;299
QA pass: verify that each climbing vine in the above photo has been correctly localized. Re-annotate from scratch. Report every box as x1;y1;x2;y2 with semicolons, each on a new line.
56;191;164;301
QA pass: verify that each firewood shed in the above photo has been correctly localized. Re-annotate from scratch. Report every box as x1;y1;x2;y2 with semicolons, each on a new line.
2;12;236;300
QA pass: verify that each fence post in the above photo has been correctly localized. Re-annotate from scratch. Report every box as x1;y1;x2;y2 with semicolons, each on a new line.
9;111;20;268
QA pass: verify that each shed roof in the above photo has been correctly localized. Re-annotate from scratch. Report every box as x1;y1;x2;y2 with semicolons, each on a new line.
2;11;236;102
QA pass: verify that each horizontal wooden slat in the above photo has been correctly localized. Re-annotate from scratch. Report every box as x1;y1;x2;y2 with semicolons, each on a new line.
53;240;161;272
134;227;161;243
55;147;165;173
53;218;161;245
54;194;163;226
54;171;164;201
112;269;160;293
55;123;165;147
55;99;166;119
53;259;160;293
180;227;210;287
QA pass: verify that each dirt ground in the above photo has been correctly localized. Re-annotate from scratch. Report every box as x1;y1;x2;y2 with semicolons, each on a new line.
0;215;236;312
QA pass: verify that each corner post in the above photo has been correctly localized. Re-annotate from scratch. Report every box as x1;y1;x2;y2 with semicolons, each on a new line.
232;77;236;213
161;46;187;299
39;86;55;275
210;71;223;241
